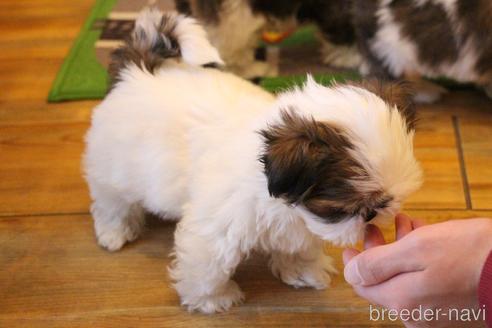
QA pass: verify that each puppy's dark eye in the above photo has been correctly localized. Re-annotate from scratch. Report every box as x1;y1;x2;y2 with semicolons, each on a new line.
365;209;377;222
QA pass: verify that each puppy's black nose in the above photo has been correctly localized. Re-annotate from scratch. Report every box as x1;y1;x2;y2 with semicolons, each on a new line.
365;210;377;222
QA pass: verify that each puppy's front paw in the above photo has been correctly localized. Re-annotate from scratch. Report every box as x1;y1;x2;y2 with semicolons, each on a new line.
322;45;362;69
271;255;338;290
96;230;126;251
183;280;244;314
95;225;140;252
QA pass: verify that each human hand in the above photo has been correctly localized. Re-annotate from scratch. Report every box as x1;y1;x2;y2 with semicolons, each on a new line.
343;214;492;327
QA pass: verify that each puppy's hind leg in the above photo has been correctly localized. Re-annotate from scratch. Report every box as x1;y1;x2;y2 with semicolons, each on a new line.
270;239;338;290
90;183;145;252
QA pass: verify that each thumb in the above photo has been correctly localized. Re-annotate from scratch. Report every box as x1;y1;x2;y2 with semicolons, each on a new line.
343;241;423;287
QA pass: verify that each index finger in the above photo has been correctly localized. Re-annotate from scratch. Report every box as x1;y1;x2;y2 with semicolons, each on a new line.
364;224;385;249
396;213;413;240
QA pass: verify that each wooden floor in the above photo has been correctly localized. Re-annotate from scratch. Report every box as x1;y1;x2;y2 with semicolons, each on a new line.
1;1;492;327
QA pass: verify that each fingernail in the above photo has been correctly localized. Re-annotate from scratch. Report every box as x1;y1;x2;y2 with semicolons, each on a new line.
344;260;362;285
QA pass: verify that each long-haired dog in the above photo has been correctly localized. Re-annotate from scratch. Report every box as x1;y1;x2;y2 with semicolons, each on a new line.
84;8;423;313
175;0;360;77
353;0;492;102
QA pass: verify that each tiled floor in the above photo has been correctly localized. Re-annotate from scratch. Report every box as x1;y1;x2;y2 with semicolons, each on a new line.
1;1;492;327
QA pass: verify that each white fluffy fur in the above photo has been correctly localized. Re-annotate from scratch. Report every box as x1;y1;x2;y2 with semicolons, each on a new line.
84;10;422;313
201;0;273;78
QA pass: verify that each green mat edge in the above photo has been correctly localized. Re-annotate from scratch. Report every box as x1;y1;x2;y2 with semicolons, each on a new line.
261;72;361;93
47;0;117;102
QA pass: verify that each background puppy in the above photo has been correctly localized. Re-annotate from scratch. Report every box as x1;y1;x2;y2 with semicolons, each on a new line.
353;0;492;102
84;8;423;313
175;0;360;78
177;0;492;102
295;0;360;69
175;0;270;78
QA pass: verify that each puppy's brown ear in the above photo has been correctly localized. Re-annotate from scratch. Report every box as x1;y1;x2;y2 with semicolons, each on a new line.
259;109;356;204
356;79;417;130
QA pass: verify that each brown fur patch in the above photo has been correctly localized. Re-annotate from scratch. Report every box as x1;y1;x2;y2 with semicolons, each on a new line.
260;109;386;223
353;0;461;79
108;13;181;89
351;80;417;130
297;0;355;46
457;0;492;84
390;0;459;67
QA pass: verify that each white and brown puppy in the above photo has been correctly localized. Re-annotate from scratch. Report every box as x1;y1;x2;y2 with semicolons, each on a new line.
353;0;492;102
175;0;272;78
84;9;423;313
175;0;361;77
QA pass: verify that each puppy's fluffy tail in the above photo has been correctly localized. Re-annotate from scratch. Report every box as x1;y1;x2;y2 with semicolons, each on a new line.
109;8;223;86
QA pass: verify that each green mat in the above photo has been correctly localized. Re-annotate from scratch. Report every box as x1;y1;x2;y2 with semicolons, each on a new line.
260;73;360;93
48;0;118;102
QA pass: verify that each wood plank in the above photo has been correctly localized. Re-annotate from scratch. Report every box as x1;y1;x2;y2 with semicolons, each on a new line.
0;0;97;123
0;215;365;315
1;211;490;327
0;0;94;45
0;122;91;215
0;100;95;125
404;109;466;209
415;90;492;210
460;112;492;209
0;310;403;328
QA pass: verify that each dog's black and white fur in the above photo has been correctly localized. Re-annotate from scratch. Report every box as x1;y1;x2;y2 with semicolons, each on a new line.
175;0;492;101
352;0;492;101
84;8;423;313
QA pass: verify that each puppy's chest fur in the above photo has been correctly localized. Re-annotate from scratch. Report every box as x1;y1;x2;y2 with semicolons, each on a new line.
254;201;319;254
182;123;318;256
